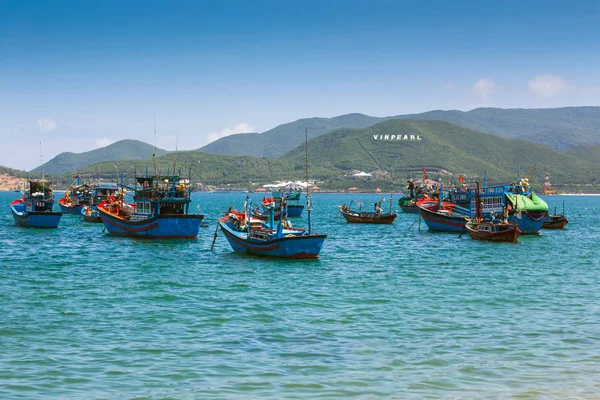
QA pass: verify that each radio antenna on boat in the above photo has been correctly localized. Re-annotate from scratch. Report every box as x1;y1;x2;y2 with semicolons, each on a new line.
305;128;311;234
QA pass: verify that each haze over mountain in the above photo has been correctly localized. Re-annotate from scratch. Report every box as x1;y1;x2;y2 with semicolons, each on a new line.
199;107;600;158
30;140;168;175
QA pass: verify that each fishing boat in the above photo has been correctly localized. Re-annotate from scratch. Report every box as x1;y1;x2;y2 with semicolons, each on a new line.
81;184;121;222
338;195;397;224
398;193;428;213
251;190;305;220
215;128;326;259
97;174;204;239
218;202;326;259
416;180;470;232
542;202;569;229
464;182;520;243
418;200;470;232
465;221;520;243
10;180;63;228
280;190;304;217
467;178;548;234
58;174;92;214
398;172;437;213
542;214;569;229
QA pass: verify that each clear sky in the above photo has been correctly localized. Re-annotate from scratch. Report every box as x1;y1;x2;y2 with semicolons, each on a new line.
1;0;599;170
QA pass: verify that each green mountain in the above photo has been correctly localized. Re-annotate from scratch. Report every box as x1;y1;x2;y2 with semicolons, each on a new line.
198;107;600;158
198;113;387;158
282;119;600;189
398;107;600;150
27;107;600;176
60;120;600;193
71;151;291;188
565;144;600;164
31;140;169;174
0;166;28;178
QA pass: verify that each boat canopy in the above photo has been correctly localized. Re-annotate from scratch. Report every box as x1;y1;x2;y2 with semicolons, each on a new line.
505;193;548;211
29;180;52;194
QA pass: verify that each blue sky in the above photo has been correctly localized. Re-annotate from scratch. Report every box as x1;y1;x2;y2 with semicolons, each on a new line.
1;0;599;170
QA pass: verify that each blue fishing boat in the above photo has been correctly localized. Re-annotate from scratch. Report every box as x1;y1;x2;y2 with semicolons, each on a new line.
418;200;470;232
97;175;204;239
10;180;63;228
58;174;92;214
467;179;548;234
251;190;305;220
281;191;304;217
218;198;326;259
81;184;121;222
215;128;326;258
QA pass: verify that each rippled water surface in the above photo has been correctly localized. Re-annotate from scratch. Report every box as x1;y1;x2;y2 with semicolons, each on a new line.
1;192;599;399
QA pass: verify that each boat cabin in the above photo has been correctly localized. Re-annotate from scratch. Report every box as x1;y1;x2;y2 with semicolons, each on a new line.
132;175;192;216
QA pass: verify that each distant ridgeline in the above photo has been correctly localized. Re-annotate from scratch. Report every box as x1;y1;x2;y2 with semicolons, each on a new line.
28;107;600;191
198;106;600;158
0;165;28;178
30;140;169;175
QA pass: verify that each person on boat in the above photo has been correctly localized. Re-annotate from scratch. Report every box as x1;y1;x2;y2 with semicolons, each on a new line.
373;201;382;216
406;180;415;198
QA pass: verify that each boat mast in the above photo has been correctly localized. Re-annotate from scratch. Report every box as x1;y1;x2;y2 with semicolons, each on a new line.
153;114;159;180
39;141;45;197
305;128;311;234
172;132;179;178
475;181;482;221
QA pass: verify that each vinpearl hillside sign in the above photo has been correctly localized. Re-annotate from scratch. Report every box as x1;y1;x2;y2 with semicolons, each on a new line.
372;134;422;141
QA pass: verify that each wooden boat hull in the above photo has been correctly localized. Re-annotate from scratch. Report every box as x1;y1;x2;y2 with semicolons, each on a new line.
286;204;304;217
399;204;419;213
10;201;62;228
398;198;418;213
251;205;304;220
98;207;204;239
466;223;520;243
81;206;102;223
219;220;326;259
542;216;569;229
340;210;397;224
419;205;467;232
58;199;84;214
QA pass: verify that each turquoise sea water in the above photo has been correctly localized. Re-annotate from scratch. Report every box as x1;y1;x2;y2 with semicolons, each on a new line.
1;191;599;399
